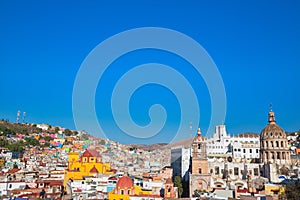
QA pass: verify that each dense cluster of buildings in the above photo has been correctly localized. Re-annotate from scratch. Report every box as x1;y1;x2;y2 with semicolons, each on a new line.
0;108;299;200
172;109;300;199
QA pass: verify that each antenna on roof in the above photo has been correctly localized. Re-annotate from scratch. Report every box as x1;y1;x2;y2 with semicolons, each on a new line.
22;112;26;124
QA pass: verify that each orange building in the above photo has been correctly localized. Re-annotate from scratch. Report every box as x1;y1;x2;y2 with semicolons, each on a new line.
164;178;176;198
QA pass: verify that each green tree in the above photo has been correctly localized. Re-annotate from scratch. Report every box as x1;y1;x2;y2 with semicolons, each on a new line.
54;127;60;133
174;176;183;197
43;136;52;142
25;137;39;146
64;129;72;136
13;162;18;169
99;140;106;145
281;182;300;200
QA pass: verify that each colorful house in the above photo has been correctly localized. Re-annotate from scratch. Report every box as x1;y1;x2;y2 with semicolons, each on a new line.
64;149;113;186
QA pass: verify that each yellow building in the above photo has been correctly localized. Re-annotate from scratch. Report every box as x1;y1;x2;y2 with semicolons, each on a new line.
0;157;6;168
108;176;155;200
64;149;113;186
264;183;285;196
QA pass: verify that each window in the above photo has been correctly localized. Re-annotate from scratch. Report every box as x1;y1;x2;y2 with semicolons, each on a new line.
198;168;202;174
215;167;219;175
250;149;252;153
254;168;259;176
276;141;279;147
198;144;201;149
256;149;259;153
243;149;246;153
210;169;213;174
229;169;232;175
234;167;239;175
128;190;131;194
121;190;124;195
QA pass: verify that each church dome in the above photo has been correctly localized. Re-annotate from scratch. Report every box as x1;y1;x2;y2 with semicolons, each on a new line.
116;176;133;188
260;109;286;140
261;123;286;140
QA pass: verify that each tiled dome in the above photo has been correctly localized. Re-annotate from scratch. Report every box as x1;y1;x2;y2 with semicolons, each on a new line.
116;176;133;188
260;110;286;140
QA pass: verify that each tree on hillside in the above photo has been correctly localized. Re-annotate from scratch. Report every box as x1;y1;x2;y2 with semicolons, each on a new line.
43;136;52;142
174;176;183;198
25;137;39;146
99;140;106;145
54;127;60;133
64;129;72;136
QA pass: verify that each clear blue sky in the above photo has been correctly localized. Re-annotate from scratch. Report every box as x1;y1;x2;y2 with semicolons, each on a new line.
0;1;299;144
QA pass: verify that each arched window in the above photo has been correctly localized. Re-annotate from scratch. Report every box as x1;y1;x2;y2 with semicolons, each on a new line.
281;141;284;148
276;141;279;147
198;168;202;174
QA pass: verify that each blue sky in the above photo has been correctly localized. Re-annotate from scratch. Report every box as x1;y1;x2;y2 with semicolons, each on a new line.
0;1;299;144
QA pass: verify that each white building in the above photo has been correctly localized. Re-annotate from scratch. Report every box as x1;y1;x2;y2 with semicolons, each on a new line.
0;181;26;196
206;125;260;160
171;144;191;181
231;133;260;160
206;125;232;158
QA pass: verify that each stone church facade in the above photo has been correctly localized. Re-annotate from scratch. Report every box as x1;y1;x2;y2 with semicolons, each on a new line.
189;107;292;197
